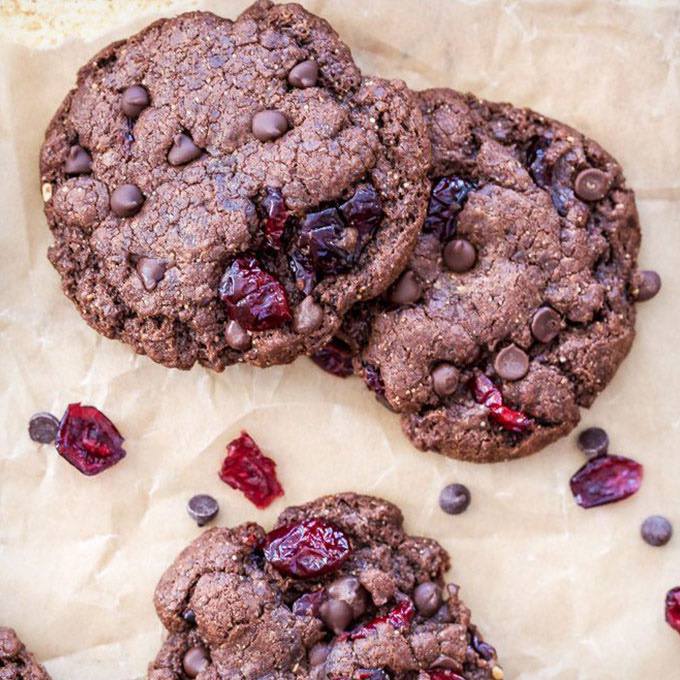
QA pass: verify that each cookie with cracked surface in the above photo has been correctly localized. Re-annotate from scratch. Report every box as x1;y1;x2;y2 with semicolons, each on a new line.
148;493;501;680
40;0;430;370
337;88;643;463
0;627;51;680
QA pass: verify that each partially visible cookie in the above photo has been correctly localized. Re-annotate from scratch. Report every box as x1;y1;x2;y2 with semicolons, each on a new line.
40;0;430;370
0;627;51;680
148;493;501;679
340;88;643;463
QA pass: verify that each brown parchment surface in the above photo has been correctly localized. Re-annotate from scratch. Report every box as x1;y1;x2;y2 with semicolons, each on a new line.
0;1;679;678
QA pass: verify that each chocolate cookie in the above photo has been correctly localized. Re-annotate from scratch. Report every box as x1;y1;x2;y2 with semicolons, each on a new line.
148;493;501;680
0;627;51;680
340;88;643;463
40;1;430;370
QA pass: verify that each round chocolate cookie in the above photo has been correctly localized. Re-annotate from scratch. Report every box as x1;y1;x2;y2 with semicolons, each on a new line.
340;88;643;462
40;0;430;370
0;627;51;680
148;493;501;680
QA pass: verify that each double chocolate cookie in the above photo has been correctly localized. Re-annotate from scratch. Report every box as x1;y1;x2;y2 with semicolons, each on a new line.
0;627;51;680
148;493;501;680
40;0;430;369
341;88;644;462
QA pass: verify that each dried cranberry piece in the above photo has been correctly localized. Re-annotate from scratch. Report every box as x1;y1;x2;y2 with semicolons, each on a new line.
665;587;680;634
55;403;126;476
219;431;284;509
264;518;350;578
261;186;288;250
289;251;315;295
339;184;383;242
426;671;465;680
311;337;354;378
470;372;503;409
364;364;385;397
470;631;496;661
349;598;415;640
297;207;356;275
292;589;326;617
569;454;643;508
525;136;551;188
355;670;390;680
424;176;476;241
469;373;534;434
219;257;291;331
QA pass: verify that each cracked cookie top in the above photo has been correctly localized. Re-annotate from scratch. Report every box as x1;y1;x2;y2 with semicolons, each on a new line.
0;627;51;680
40;0;430;370
148;493;500;680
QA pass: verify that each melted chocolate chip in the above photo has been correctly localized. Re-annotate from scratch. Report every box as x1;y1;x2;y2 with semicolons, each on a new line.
182;646;209;678
641;515;673;547
574;168;609;201
135;257;166;291
28;412;60;444
326;575;367;618
431;363;459;397
530;306;561;343
252;110;289;142
319;598;353;634
111;184;144;217
494;344;529;381
577;427;609;457
389;270;422;305
443;239;476;273
187;494;219;526
288;60;319;88
293;296;324;334
168;133;202;166
439;483;471;515
225;320;252;351
635;270;661;302
413;582;442;617
64;145;92;174
121;85;150;118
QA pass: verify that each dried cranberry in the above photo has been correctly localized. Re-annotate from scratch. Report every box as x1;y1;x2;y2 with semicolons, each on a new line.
424;176;475;241
426;671;465;680
292;589;326;617
289;251;315;295
364;364;385;397
470;631;496;661
219;431;284;509
349;598;415;640
261;186;288;250
355;670;390;680
569;454;643;508
311;337;354;378
339;184;383;242
469;373;534;434
297;207;356;275
219;257;291;331
264;518;351;578
525;136;551;188
665;587;680;634
55;403;126;476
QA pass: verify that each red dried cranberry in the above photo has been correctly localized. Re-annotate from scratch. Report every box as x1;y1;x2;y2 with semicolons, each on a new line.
349;598;415;640
339;185;383;241
264;518;350;578
569;454;643;508
261;186;288;250
665;587;680;634
525;136;551;188
355;670;390;680
311;337;354;378
292;589;326;617
55;403;126;476
289;251;315;295
469;373;534;434
426;671;465;680
424;176;475;241
219;431;284;509
297;207;355;275
364;363;385;397
219;257;291;331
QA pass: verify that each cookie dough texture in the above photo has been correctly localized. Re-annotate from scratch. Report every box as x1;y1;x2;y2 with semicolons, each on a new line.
40;0;430;370
0;627;51;680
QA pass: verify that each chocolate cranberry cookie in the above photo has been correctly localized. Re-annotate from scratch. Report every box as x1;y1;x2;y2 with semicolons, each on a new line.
0;627;51;680
148;493;501;680
341;88;644;462
40;1;429;369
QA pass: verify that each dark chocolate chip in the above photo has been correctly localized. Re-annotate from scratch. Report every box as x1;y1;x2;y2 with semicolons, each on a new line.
135;257;166;291
574;168;609;202
225;320;252;351
413;582;442;617
182;645;209;678
293;296;324;334
319;598;354;634
443;239;476;273
121;85;150;118
187;494;219;527
168;133;202;166
28;412;60;444
431;363;459;398
494;344;529;381
439;483;471;515
641;515;673;547
530;306;561;343
389;270;422;305
252;110;289;142
111;184;144;217
64;145;92;174
635;270;661;302
288;60;319;88
308;642;330;667
326;575;367;618
182;609;197;627
577;427;609;457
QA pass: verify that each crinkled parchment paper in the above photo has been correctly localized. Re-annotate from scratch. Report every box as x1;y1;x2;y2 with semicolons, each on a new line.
1;1;679;678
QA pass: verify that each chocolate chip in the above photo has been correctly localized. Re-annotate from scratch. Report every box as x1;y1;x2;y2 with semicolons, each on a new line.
182;609;197;626
574;168;609;202
293;296;324;334
308;642;330;667
121;85;150;118
413;582;442;617
431;655;458;670
641;515;673;547
64;145;92;174
439;483;471;515
28;412;60;444
319;598;354;634
288;60;319;88
577;427;609;457
182;645;209;678
635;270;661;302
252;110;289;142
389;270;422;305
431;363;459;397
326;575;368;618
494;344;529;381
187;494;219;527
135;257;166;291
530;306;561;343
443;239;476;273
168;133;202;166
111;184;144;217
225;320;252;351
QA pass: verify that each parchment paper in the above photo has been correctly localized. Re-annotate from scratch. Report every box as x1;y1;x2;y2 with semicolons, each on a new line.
1;1;679;678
